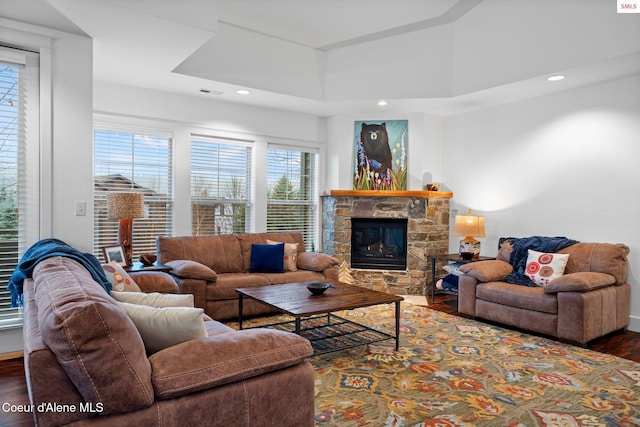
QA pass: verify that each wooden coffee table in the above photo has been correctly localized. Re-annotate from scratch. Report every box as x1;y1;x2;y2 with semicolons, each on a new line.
236;282;403;356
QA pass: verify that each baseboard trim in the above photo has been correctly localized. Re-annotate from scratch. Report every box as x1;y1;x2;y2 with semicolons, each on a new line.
0;350;23;361
628;315;640;333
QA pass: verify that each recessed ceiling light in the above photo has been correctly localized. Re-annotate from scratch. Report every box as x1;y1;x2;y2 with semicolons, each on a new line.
377;99;389;106
547;75;566;82
236;89;251;95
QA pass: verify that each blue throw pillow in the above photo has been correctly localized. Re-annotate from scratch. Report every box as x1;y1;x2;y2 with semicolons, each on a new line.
249;243;285;273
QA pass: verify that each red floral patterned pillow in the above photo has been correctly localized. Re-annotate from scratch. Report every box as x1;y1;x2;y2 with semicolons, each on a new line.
525;249;570;286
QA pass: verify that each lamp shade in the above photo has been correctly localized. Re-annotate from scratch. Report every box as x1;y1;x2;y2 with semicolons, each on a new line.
107;192;144;220
452;209;486;238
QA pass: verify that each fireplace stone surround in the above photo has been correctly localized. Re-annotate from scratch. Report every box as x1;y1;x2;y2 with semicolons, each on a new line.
321;190;452;296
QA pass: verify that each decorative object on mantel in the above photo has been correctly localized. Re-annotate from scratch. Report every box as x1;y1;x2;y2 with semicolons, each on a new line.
452;208;486;257
107;192;145;266
353;120;407;191
338;260;354;284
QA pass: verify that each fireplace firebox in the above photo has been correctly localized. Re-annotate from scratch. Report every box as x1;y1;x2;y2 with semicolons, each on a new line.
351;218;408;270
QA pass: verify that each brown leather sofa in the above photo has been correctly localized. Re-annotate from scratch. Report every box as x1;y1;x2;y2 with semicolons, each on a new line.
457;241;631;346
157;232;339;320
23;256;315;426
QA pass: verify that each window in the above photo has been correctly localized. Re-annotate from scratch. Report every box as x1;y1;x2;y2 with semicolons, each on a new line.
267;146;318;250
94;130;173;261
190;137;251;235
0;47;39;325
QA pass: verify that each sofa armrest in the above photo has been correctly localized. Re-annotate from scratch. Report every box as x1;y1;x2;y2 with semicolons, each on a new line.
165;260;217;281
128;271;179;294
457;275;480;316
149;329;313;399
544;272;616;294
460;260;513;282
297;252;340;272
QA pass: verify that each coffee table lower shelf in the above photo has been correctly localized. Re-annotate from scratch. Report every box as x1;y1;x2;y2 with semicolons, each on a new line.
245;313;397;356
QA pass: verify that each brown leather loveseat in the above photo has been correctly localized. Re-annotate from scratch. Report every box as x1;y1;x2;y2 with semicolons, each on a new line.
157;232;339;320
457;239;631;346
23;256;315;426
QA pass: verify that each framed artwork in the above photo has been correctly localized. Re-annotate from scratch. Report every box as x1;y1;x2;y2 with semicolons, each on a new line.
353;120;408;190
102;245;126;266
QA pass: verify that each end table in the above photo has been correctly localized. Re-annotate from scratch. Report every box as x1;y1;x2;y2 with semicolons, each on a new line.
124;262;172;273
428;253;495;304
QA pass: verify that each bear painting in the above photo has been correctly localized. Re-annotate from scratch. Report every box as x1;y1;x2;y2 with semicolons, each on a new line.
353;119;408;191
360;122;393;177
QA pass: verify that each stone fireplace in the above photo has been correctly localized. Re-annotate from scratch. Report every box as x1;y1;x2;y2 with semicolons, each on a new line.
321;190;451;295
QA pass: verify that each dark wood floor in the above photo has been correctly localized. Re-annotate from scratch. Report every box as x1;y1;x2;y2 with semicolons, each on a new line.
1;294;638;426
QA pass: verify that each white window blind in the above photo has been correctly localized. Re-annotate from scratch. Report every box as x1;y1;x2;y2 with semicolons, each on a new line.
94;130;173;261
267;146;318;250
191;136;251;235
0;47;39;326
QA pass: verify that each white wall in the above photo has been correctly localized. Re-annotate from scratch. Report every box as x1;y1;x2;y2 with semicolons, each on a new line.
443;75;640;332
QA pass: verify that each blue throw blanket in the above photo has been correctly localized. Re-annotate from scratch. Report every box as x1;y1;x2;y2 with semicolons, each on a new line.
503;236;578;287
8;238;112;307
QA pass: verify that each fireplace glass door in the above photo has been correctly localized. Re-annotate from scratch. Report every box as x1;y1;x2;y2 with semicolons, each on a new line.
351;218;408;270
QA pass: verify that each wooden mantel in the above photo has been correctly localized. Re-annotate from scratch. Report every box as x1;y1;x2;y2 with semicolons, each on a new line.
329;190;453;198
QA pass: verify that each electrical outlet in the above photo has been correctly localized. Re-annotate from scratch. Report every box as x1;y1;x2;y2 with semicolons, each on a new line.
75;201;86;216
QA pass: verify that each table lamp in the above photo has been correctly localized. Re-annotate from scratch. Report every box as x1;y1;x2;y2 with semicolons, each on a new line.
452;209;486;259
107;192;144;266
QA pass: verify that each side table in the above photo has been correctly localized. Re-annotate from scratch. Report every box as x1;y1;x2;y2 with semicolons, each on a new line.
124;262;172;273
429;253;495;304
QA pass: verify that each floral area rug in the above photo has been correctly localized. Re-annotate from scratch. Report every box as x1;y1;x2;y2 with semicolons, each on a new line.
235;302;640;426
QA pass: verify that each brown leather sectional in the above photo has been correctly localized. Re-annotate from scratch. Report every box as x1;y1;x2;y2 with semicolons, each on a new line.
23;256;315;426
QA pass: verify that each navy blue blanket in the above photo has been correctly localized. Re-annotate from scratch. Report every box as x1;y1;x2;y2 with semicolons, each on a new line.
503;236;578;287
8;238;112;307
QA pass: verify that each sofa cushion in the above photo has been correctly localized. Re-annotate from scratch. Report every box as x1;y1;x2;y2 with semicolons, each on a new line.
544;272;616;293
157;234;244;273
149;329;313;399
557;242;629;285
111;291;194;308
166;259;217;281
207;273;271;300
267;239;298;271
476;281;558;314
128;271;179;294
524;249;569;286
249;243;284;273
32;256;154;414
118;302;208;354
102;261;141;292
297;252;339;272
460;260;513;282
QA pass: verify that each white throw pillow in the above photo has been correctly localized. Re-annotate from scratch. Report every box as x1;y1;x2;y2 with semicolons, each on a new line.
266;239;298;272
118;302;207;354
111;291;194;308
525;249;570;286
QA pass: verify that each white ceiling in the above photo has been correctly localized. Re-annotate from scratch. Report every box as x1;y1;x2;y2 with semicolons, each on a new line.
3;0;640;117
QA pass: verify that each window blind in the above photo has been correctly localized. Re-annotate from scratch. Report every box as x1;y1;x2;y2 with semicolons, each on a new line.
190;137;252;235
0;47;39;326
94;130;173;261
266;146;318;250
